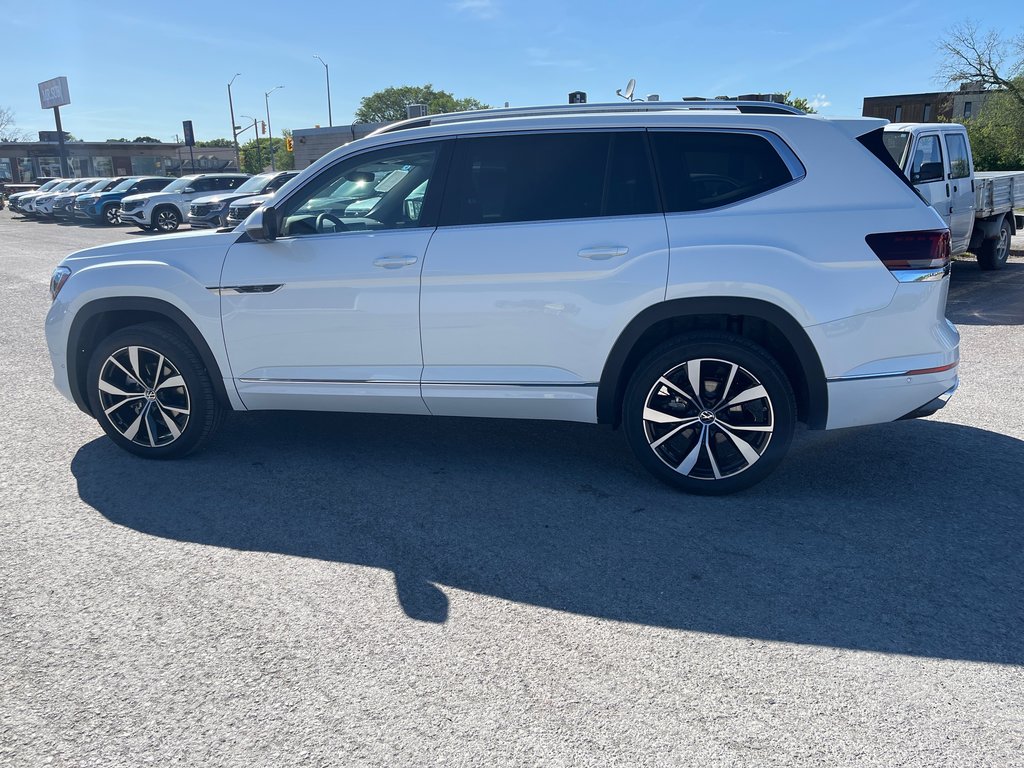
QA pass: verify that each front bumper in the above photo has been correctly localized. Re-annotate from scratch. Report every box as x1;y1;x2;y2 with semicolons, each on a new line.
119;207;150;226
188;212;226;229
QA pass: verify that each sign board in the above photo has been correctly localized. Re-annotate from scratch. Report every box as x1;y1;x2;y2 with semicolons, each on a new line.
38;77;71;109
182;120;195;147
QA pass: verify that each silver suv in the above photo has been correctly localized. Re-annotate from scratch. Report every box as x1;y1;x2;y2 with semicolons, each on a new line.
118;173;249;232
46;102;958;494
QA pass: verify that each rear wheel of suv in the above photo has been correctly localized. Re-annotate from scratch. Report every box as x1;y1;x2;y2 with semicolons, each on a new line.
101;203;120;226
977;216;1012;271
153;206;181;233
623;333;796;495
86;323;222;458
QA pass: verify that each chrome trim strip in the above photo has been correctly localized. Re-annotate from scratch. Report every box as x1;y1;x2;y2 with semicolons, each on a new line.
207;285;284;295
891;264;950;283
237;378;599;388
826;366;956;383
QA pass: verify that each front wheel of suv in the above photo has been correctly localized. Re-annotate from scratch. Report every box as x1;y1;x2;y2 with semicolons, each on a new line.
623;333;796;495
153;206;181;233
86;323;222;458
101;203;120;226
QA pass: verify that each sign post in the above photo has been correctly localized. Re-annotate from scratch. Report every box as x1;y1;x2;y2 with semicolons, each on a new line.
182;120;196;174
38;77;71;177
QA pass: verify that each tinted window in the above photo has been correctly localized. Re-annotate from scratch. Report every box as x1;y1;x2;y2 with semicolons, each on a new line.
910;135;944;184
650;131;795;212
439;131;658;226
141;178;170;192
945;133;971;180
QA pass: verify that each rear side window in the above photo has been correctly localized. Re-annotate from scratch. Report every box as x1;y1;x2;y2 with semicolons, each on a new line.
650;131;795;212
439;131;658;226
945;133;971;179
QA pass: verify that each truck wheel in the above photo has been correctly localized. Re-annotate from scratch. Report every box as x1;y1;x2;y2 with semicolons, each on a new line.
977;217;1012;270
154;206;181;233
622;332;796;495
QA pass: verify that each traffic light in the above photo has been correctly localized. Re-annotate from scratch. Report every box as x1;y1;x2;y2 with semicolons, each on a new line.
261;121;267;135
285;136;293;152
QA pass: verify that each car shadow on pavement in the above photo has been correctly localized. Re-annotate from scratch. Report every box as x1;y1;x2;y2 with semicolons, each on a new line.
71;412;1024;664
948;260;1024;325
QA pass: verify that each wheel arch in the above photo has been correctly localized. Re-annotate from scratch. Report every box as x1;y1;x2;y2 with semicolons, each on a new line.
67;297;231;417
597;297;828;429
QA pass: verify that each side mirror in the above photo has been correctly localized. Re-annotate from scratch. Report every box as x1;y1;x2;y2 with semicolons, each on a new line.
182;187;195;194
245;205;279;242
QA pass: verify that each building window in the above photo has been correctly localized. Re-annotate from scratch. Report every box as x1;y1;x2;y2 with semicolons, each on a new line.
93;157;113;176
0;158;12;181
963;101;973;119
923;103;932;121
37;157;62;177
17;158;33;181
894;105;903;121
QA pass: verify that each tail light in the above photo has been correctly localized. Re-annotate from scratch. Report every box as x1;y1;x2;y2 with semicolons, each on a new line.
865;229;950;271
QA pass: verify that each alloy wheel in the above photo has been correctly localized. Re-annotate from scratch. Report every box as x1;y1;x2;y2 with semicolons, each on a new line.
104;206;120;225
155;209;179;232
97;345;190;448
641;357;774;480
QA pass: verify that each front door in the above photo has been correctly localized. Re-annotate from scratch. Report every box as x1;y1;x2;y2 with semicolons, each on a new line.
907;133;950;228
219;140;447;414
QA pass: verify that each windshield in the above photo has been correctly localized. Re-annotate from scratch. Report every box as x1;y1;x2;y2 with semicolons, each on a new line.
111;177;143;193
234;174;273;194
36;180;61;192
160;176;196;193
49;181;76;192
883;131;910;168
89;178;117;192
67;181;95;192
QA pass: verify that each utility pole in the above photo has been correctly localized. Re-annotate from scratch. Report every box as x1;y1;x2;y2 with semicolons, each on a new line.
240;116;262;171
264;86;283;171
314;55;332;127
227;73;241;171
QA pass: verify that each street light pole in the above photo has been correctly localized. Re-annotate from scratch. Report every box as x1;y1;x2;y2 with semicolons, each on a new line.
313;55;332;127
227;73;241;171
264;85;284;171
240;115;262;171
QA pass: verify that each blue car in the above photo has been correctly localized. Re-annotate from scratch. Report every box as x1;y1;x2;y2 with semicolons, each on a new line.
73;176;173;226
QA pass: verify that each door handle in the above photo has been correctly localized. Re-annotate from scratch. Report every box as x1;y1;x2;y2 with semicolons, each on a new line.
373;255;418;269
578;246;628;260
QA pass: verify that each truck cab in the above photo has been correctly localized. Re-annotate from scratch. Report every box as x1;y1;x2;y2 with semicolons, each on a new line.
883;123;976;256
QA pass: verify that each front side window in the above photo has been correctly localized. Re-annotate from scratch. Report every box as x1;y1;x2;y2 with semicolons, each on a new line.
945;133;972;179
910;135;944;184
439;131;657;226
278;141;442;237
651;131;795;212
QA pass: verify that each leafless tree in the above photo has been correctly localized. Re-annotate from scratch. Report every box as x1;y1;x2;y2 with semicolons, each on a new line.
938;21;1024;109
1;106;31;142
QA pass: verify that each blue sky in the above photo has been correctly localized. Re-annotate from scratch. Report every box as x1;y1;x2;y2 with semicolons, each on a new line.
2;0;1015;142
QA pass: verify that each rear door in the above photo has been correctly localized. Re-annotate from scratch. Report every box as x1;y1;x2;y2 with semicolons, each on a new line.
943;130;975;253
419;129;667;422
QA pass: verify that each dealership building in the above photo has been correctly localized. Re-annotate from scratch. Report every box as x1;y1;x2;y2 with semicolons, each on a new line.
0;137;238;182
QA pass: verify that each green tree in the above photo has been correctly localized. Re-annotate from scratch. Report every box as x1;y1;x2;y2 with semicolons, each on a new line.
239;133;294;174
959;85;1024;170
355;84;489;123
133;136;162;143
780;91;817;114
196;138;233;148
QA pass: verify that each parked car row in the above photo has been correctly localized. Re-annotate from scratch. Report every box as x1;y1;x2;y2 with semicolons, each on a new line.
6;171;298;233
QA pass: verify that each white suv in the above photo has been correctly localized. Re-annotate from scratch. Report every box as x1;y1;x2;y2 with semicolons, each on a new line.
45;103;959;494
118;173;250;232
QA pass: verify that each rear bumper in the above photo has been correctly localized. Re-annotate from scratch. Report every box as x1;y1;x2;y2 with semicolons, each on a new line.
898;380;958;420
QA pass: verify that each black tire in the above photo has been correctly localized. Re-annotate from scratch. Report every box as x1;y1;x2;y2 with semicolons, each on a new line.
86;322;222;459
622;332;796;495
977;216;1012;271
101;203;120;226
153;206;181;233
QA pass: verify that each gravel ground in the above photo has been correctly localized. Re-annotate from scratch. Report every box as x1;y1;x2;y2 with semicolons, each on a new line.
2;213;1023;767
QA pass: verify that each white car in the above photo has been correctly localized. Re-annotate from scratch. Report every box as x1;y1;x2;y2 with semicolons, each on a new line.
118;173;249;232
45;102;959;494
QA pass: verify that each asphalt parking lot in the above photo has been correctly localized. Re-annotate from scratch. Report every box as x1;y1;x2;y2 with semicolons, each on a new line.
2;211;1023;767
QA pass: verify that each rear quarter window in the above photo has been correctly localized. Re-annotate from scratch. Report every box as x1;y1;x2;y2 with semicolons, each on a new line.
650;131;796;212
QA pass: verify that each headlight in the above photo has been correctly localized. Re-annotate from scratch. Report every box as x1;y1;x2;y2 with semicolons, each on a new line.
49;266;72;302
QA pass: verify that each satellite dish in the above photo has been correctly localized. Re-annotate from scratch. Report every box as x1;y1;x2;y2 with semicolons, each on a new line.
624;78;636;101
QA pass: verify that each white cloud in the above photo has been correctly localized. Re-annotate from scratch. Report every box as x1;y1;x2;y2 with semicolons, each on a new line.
451;0;499;19
809;93;832;111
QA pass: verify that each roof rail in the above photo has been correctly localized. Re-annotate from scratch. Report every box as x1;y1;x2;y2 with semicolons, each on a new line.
368;100;805;137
